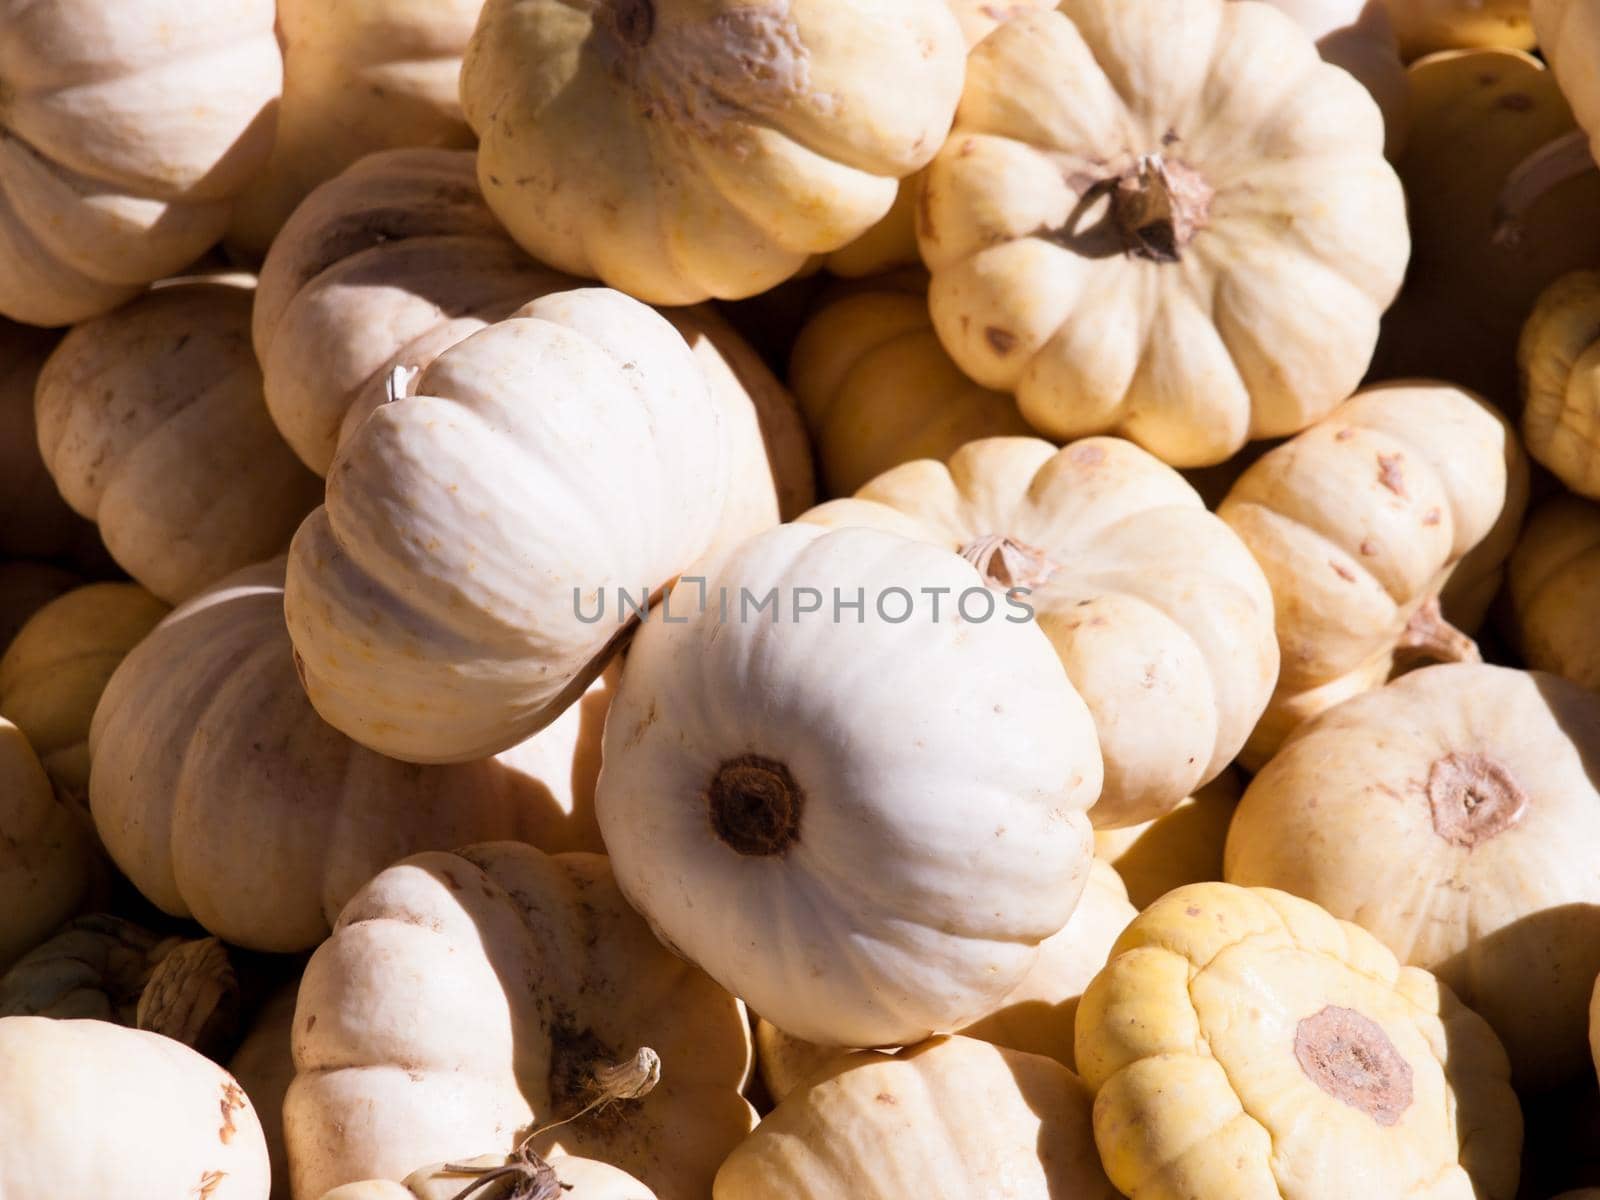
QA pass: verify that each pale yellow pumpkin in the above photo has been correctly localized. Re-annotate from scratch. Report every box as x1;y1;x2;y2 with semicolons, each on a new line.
320;1155;657;1200
802;436;1277;827
1386;0;1533;55
1076;883;1522;1198
1094;770;1241;910
1520;272;1600;500
286;844;755;1199
0;1;280;326
1226;663;1600;1091
1217;382;1521;766
917;0;1408;467
0;582;168;797
34;277;321;603
0;562;78;654
1507;494;1600;690
89;559;610;952
0;322;92;561
1536;0;1600;182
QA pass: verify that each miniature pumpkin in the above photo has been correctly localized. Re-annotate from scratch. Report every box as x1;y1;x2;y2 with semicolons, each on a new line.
229;981;299;1200
1217;382;1521;766
34;277;321;603
1529;0;1600;203
1520;271;1600;500
458;0;966;304
0;322;92;561
1094;770;1241;910
90;558;611;952
320;1155;655;1200
1076;883;1522;1198
226;0;483;257
917;0;1407;467
802;436;1277;826
285;844;755;1199
788;276;1030;498
1226;663;1600;1091
596;523;1102;1048
0;582;168;797
716;1036;1117;1199
0;0;280;326
284;289;729;763
1385;0;1534;55
1264;0;1409;156
0;563;77;661
1506;494;1600;689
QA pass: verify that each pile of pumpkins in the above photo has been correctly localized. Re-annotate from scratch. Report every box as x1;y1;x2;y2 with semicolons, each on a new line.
7;0;1600;1196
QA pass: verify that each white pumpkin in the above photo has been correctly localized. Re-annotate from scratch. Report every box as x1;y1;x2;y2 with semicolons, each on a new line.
1507;494;1600;690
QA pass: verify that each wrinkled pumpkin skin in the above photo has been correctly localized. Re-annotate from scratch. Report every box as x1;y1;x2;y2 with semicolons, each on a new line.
1520;272;1600;501
319;1155;657;1200
1226;663;1600;1092
716;1036;1118;1200
1094;771;1242;910
286;844;755;1200
0;1;281;326
1076;883;1522;1199
1507;495;1600;690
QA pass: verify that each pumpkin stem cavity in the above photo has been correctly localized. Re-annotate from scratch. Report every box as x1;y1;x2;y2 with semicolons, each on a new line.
1426;753;1529;848
708;754;805;856
1492;129;1596;249
960;534;1060;591
1293;1005;1414;1126
1112;154;1213;263
1394;596;1480;669
605;0;655;48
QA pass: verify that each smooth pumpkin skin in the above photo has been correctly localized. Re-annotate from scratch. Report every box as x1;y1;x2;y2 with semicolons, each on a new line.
1094;770;1241;910
1217;383;1519;766
34;278;322;604
802;436;1277;828
0;322;92;561
918;0;1407;468
459;0;965;305
225;0;483;257
1226;663;1600;1092
0;563;78;659
320;1156;657;1200
0;582;168;797
0;1;281;327
1386;0;1533;55
1507;495;1600;689
1263;0;1409;156
89;558;610;952
1519;272;1600;500
286;845;755;1200
1076;883;1521;1200
717;1036;1117;1200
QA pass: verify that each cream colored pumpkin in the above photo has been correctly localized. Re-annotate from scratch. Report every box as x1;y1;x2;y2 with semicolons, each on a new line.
226;0;483;257
0;582;168;797
1226;663;1600;1091
1387;0;1533;55
596;522;1101;1048
90;558;610;952
459;0;965;304
284;288;729;763
1094;770;1241;910
229;981;299;1200
34;278;321;603
717;1036;1116;1199
1265;0;1409;156
0;2;280;326
803;436;1276;827
320;1155;657;1200
1507;495;1600;689
1537;0;1600;175
0;562;76;661
1217;383;1520;766
1520;272;1600;500
0;322;92;561
917;0;1408;467
286;844;755;1199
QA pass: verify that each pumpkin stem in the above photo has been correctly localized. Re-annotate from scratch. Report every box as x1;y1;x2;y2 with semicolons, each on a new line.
1492;129;1596;248
1426;752;1529;847
1393;596;1480;669
708;756;805;856
960;534;1059;592
133;936;240;1060
1112;154;1213;263
386;364;421;404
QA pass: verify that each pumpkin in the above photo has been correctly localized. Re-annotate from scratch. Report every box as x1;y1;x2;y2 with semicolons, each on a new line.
320;1155;657;1200
1385;0;1534;55
1094;770;1241;910
0;1;280;327
285;843;755;1199
802;436;1277;827
229;981;299;1200
458;0;965;305
716;1036;1117;1199
788;275;1031;498
0;720;100;970
596;522;1102;1047
1225;662;1600;1091
1075;882;1522;1198
34;277;321;604
0;322;93;561
89;558;611;952
1506;495;1600;689
1372;49;1600;403
1520;272;1600;500
225;0;483;257
1216;382;1521;766
755;857;1135;1100
916;0;1407;467
0;582;168;797
0;1016;270;1198
1264;0;1409;156
0;562;78;653
1594;974;1600;1080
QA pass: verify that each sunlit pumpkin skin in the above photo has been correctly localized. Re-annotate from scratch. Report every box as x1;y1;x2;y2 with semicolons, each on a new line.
286;844;755;1200
458;0;965;305
0;582;168;797
717;1036;1117;1199
788;277;1030;498
1217;383;1519;766
0;322;93;561
1076;883;1522;1199
1520;271;1600;500
1094;770;1241;910
0;1;280;327
320;1155;657;1200
229;981;298;1200
225;0;483;257
597;523;1101;1048
0;1017;270;1199
1264;0;1409;156
1226;663;1600;1092
1507;495;1600;690
34;277;321;604
803;436;1276;827
89;559;610;952
917;0;1407;468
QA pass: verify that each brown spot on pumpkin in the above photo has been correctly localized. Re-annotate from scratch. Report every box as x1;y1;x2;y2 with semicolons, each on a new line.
1359;539;1378;557
441;868;465;892
985;326;1018;355
1426;753;1529;848
1376;453;1407;497
196;1171;227;1199
305;1014;317;1032
1161;128;1180;146
218;1081;246;1143
1422;507;1442;526
1335;427;1356;441
1294;1006;1413;1126
1477;72;1501;87
1185;905;1202;917
875;1091;899;1105
1068;442;1106;466
1330;560;1356;583
958;138;978;158
1498;92;1533;111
